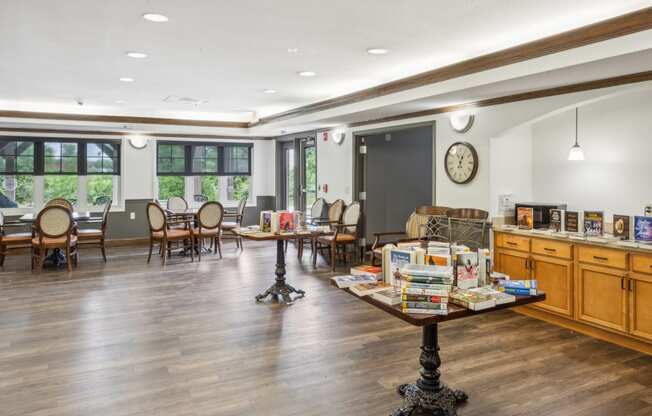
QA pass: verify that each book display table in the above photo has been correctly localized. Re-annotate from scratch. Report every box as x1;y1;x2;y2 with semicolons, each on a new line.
234;228;330;304
349;290;545;416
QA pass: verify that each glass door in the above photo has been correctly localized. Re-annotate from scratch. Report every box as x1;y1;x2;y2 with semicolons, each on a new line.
300;140;317;213
282;143;295;211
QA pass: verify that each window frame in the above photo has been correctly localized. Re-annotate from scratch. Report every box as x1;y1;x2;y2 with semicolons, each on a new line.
156;141;252;176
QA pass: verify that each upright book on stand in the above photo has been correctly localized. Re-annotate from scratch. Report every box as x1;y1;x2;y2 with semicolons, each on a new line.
613;215;630;240
583;211;604;236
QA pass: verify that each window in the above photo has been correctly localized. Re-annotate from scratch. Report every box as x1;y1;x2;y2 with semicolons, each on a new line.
0;138;121;211
156;141;253;206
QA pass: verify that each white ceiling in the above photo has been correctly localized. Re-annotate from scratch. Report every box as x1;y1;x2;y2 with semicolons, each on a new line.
1;0;651;123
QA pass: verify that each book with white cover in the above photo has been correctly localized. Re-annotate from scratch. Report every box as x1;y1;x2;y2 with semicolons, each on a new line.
331;274;377;288
371;288;402;305
400;264;453;278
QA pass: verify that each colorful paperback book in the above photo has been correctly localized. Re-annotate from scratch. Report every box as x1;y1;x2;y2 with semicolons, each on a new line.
331;274;377;288
387;249;415;286
634;216;652;243
351;265;383;280
401;301;448;310
371;288;402;306
402;294;448;303
517;207;534;230
469;287;516;305
350;281;392;297
424;253;451;266
499;280;537;289
583;211;604;236
613;215;630;240
279;212;295;232
449;289;496;311
500;287;538;296
259;211;273;232
456;252;479;290
400;264;453;278
402;308;448;315
402;275;454;285
549;209;564;232
401;287;450;297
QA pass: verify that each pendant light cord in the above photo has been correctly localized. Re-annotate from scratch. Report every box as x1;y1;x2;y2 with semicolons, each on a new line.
575;107;579;146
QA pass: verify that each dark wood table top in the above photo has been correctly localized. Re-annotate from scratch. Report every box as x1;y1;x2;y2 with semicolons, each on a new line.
346;289;545;326
17;211;93;223
233;227;331;241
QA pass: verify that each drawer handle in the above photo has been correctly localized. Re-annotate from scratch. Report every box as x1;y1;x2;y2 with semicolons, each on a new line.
506;241;518;246
544;247;557;252
593;255;609;261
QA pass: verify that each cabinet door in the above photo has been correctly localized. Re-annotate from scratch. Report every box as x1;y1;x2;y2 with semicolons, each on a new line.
629;276;652;342
494;249;530;280
531;255;573;317
576;263;628;333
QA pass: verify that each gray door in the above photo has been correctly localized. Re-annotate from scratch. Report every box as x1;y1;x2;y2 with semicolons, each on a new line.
363;125;433;242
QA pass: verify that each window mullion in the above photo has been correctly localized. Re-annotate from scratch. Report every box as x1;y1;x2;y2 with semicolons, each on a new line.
34;176;44;209
78;175;88;211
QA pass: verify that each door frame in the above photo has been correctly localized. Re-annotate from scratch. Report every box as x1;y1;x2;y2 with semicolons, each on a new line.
352;121;436;248
298;138;317;213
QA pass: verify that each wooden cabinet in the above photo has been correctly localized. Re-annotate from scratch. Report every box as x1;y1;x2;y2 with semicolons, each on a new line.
530;255;573;317
494;249;530;280
495;233;530;252
629;275;652;342
576;263;628;333
577;246;628;270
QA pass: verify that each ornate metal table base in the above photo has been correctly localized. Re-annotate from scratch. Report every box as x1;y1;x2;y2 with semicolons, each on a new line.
255;240;305;305
391;323;468;416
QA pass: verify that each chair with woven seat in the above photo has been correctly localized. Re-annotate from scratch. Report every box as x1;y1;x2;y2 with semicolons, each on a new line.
0;211;33;267
77;198;111;261
313;201;361;271
295;197;328;259
45;198;73;211
31;205;78;273
146;202;194;265
221;195;247;249
193;201;224;260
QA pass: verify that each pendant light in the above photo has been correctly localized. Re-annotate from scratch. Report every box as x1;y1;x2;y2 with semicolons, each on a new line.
568;107;585;161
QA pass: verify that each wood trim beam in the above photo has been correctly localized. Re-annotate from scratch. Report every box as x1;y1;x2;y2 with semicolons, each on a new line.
0;127;271;140
0;110;249;128
347;70;652;128
253;7;652;126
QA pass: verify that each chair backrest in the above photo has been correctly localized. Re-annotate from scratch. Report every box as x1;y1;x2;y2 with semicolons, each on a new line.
310;198;326;219
197;201;224;230
341;202;361;234
36;205;73;238
146;202;167;232
446;208;489;220
94;195;111;206
235;196;247;225
101;198;112;230
46;198;73;211
328;199;345;222
167;196;188;212
416;206;450;216
193;194;208;203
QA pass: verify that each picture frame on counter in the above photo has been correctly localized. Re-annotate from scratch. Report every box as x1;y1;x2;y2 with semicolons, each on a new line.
613;215;630;240
564;210;580;233
583;211;604;236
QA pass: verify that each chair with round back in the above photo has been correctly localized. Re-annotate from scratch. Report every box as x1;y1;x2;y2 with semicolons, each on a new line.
78;198;112;261
146;202;194;265
221;195;248;249
46;198;73;211
32;205;78;273
167;196;188;213
309;198;327;223
193;201;224;260
314;201;361;271
193;194;208;204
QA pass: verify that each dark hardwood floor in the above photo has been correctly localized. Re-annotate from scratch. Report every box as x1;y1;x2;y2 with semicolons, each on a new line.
1;242;651;416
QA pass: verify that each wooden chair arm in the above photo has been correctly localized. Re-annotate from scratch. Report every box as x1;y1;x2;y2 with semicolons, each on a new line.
372;231;406;237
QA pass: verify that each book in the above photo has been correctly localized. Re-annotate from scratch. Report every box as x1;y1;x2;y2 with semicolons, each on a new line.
613;215;630;240
634;216;652;243
279;212;295;232
549;209;564;232
293;211;305;229
331;274;377;288
350;265;383;280
500;287;538;296
517;207;534;230
469;286;516;305
350;281;392;297
371;288;402;305
499;280;537;290
402;294;448;303
456;252;479;290
385;248;415;286
583;211;604;236
401;301;448;310
565;211;580;233
259;211;273;232
424;253;451;266
401;287;450;297
401;275;454;285
478;249;490;287
449;289;496;311
401;308;448;315
399;264;453;278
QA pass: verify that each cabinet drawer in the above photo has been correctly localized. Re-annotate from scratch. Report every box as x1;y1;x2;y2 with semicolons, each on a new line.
531;238;572;259
632;254;652;275
495;233;530;252
577;246;627;270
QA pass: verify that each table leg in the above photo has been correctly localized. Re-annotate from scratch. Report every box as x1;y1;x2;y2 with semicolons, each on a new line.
391;323;467;416
255;240;306;304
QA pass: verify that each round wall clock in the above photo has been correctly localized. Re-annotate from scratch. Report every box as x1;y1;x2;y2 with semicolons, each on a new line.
445;141;478;184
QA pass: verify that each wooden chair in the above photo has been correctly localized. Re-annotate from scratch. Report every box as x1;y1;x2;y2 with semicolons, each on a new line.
193;201;224;260
0;211;33;267
370;205;450;266
146;202;194;265
313;201;361;271
167;196;188;212
31;205;78;273
446;208;489;220
221;196;247;249
45;198;73;211
295;197;327;258
77;198;111;261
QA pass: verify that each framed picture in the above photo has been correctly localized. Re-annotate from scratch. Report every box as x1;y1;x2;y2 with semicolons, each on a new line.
634;216;652;242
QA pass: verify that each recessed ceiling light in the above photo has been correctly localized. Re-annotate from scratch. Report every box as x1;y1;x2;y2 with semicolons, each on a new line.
126;51;147;59
287;48;299;54
263;89;276;94
115;99;126;104
367;48;389;55
297;71;316;77
119;77;135;83
143;13;169;22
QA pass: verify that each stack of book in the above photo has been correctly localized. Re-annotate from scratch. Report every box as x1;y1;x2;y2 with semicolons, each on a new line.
399;264;453;315
350;265;383;280
449;288;496;311
498;279;538;296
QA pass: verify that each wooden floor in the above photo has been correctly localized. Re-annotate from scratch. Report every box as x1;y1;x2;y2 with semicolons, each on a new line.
1;242;651;416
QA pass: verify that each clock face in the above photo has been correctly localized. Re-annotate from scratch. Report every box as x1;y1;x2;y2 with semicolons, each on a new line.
445;142;478;184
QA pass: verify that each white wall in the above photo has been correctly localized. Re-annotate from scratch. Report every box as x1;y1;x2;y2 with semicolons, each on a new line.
316;129;354;203
532;89;652;220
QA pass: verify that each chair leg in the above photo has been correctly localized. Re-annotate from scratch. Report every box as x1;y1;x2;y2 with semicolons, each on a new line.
100;238;107;262
312;242;318;268
66;246;72;272
330;242;337;272
217;236;223;258
0;244;5;266
37;249;45;273
147;238;154;263
189;238;194;262
162;239;168;265
197;235;201;262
